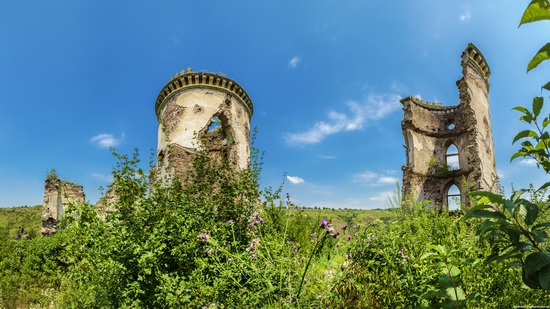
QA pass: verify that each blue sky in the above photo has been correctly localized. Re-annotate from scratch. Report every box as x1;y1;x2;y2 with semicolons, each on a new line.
0;1;548;208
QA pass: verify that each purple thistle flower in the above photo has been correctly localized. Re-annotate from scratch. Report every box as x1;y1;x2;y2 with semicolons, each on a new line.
227;220;233;225
346;236;351;242
398;250;403;255
342;225;347;230
321;220;328;227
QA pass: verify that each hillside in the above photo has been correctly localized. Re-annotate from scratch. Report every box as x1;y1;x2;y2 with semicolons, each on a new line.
0;205;42;239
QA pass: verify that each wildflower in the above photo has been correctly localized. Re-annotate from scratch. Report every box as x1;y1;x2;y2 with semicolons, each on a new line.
398;250;403;256
227;220;233;225
197;229;210;244
342;225;347;231
346;236;351;242
404;256;410;261
227;258;234;264
346;253;352;259
321;220;328;227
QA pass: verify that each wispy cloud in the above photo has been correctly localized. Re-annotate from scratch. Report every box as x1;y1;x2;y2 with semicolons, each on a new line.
353;170;400;186
518;158;537;166
91;172;114;183
288;56;302;68
90;133;123;148
368;191;393;202
319;155;336;160
287;175;305;185
459;11;471;22
285;92;401;145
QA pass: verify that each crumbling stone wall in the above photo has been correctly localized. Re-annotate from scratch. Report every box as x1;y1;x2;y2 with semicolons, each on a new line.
155;68;253;183
401;44;498;210
41;174;85;236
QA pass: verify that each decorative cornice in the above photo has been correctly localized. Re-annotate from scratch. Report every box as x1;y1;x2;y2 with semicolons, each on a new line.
400;96;458;113
461;43;491;86
155;69;253;118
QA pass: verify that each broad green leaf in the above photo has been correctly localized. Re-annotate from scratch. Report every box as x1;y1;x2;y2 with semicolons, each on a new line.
533;97;544;118
528;43;550;72
533;221;550;229
538;264;550;290
423;289;448;299
523;266;541;289
524;252;550;277
536;139;549;151
520;114;534;124
505;227;521;243
449;265;461;277
524;202;539;225
468;190;506;205
543;82;550;92
543;117;550;128
468;209;507;220
447;286;465;301
520;0;550;26
532;229;548;243
513;130;539;144
537;181;550;192
513;106;530;114
510;151;528;162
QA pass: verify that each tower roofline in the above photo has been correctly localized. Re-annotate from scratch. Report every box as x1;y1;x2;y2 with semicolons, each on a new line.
400;96;458;111
155;69;253;118
462;43;491;85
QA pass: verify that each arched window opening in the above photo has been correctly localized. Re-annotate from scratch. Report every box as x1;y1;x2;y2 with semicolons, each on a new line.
208;116;222;132
446;144;460;170
447;184;461;211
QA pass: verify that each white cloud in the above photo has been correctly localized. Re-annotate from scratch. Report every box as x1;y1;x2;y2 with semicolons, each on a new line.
354;171;377;183
288;56;302;68
285;92;401;145
287;175;305;185
518;158;537;166
377;176;400;184
90;133;122;148
319;155;336;159
459;11;471;22
368;191;393;202
91;173;114;183
353;170;400;186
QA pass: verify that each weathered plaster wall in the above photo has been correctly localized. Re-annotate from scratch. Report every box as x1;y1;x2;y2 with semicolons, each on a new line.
155;69;253;182
41;176;85;236
401;44;497;210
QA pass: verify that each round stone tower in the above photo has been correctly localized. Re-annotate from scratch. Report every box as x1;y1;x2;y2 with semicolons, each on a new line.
155;68;253;182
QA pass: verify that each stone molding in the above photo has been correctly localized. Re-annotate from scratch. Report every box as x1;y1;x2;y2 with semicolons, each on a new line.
155;70;253;118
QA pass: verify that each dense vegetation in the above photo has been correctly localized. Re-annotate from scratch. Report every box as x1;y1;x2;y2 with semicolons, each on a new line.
2;1;550;307
0;143;548;308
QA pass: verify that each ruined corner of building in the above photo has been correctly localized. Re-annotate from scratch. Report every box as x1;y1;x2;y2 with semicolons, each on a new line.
400;43;498;212
41;170;85;236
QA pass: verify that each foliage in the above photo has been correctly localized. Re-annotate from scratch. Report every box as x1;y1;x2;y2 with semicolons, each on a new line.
466;0;550;293
340;208;548;307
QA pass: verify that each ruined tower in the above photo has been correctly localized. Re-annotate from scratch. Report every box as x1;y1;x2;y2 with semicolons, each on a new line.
401;43;498;211
41;172;85;236
155;69;253;181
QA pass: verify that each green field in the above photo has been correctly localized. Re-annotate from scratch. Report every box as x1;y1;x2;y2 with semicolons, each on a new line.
0;205;42;239
0;204;398;240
